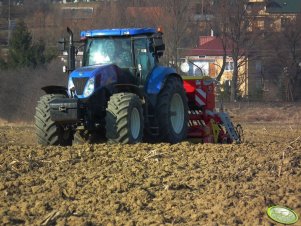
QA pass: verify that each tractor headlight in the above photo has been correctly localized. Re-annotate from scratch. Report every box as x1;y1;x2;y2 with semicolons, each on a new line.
83;77;95;97
68;78;75;97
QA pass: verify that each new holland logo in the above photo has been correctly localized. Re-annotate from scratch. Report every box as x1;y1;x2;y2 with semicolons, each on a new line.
267;206;299;224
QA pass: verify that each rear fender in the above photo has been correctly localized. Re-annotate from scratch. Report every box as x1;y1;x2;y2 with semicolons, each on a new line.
146;66;182;94
41;86;68;96
146;66;182;106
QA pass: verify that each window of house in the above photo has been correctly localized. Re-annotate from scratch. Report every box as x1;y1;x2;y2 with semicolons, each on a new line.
225;62;234;71
281;17;290;30
193;61;209;76
256;20;264;30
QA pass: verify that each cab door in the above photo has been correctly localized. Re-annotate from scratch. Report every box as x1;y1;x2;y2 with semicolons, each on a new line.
133;37;156;85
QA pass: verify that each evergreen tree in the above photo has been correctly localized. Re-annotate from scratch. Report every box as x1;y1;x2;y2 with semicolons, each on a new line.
6;20;55;69
7;20;33;68
32;39;46;66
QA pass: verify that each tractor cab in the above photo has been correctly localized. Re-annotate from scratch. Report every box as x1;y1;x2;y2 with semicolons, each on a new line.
79;28;165;86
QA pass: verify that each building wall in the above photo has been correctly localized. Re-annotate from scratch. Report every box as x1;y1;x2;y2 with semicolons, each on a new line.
215;57;248;97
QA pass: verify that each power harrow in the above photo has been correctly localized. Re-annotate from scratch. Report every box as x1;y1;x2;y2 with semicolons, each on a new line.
183;76;243;144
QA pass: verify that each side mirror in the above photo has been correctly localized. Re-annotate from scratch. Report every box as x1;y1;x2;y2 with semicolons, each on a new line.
153;37;164;47
155;44;165;57
58;38;66;51
151;36;165;57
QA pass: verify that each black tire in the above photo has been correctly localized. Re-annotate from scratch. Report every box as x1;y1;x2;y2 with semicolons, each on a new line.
105;93;144;144
34;94;72;146
156;76;188;143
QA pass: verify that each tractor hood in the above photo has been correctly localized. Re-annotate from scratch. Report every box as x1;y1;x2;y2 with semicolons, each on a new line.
68;64;120;98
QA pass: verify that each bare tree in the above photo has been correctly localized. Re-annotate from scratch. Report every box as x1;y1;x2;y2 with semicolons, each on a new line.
92;0;163;29
91;0;195;70
151;0;194;68
208;0;261;101
23;0;51;29
206;9;228;82
264;14;301;101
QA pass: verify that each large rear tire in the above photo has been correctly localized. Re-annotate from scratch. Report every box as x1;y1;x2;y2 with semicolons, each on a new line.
156;76;188;143
34;94;72;146
105;93;144;144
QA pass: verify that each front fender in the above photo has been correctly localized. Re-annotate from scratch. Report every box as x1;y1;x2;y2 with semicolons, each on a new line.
42;86;68;96
146;66;181;94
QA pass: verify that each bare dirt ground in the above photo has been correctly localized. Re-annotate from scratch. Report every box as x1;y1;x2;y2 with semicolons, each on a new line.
0;105;301;225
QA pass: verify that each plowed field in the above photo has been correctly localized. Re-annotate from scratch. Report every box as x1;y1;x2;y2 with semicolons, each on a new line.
0;121;301;225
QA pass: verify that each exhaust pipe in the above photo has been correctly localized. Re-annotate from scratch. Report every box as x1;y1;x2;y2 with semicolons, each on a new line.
67;27;75;72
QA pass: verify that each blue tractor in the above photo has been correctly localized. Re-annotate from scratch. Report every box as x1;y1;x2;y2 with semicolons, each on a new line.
35;27;188;145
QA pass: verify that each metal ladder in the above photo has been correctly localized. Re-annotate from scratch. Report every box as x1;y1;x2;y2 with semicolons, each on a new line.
218;112;240;142
147;115;159;136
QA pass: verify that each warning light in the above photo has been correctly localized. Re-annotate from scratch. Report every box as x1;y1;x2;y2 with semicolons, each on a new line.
157;27;163;33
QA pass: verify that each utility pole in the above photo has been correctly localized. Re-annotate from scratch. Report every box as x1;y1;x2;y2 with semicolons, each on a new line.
8;0;11;46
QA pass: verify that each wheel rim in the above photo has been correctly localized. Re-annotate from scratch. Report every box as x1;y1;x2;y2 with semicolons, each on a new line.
130;107;141;140
170;93;184;134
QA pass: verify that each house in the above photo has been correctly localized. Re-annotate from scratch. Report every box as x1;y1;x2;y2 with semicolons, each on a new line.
181;36;250;97
246;0;301;100
181;0;301;100
247;0;301;32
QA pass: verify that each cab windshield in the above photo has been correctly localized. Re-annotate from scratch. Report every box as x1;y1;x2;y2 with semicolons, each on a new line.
83;37;133;68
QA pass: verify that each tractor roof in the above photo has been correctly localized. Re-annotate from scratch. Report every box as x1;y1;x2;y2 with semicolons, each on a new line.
80;28;157;39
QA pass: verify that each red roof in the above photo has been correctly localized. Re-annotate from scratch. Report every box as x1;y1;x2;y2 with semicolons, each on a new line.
184;36;233;56
199;36;215;46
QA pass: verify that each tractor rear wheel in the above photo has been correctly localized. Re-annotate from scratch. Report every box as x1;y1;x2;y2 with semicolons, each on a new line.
35;94;73;146
105;93;144;144
156;76;188;143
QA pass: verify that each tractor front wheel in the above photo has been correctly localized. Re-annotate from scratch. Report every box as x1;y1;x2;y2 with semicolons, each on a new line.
105;93;144;144
156;76;188;143
35;94;73;146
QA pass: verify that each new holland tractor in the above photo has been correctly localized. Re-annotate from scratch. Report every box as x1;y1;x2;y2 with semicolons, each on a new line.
35;27;242;146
